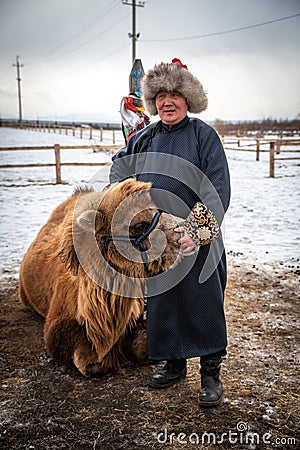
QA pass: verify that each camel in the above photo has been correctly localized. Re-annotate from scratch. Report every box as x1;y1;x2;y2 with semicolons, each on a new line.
19;179;181;376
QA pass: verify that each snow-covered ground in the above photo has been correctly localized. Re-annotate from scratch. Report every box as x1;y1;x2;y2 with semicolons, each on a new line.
0;127;299;282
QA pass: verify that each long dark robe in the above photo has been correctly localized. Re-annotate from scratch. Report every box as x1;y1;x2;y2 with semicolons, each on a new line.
110;116;231;360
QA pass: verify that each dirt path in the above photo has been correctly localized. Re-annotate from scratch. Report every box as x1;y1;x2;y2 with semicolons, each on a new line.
0;259;299;450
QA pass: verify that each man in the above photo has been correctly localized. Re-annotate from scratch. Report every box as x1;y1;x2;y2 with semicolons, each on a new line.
110;59;230;407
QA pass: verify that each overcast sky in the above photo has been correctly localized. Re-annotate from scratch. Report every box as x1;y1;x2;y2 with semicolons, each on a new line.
0;0;299;123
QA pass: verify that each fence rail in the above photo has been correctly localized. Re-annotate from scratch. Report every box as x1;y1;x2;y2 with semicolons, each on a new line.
0;144;120;184
0;119;122;131
223;136;300;177
1;137;299;183
1;121;124;144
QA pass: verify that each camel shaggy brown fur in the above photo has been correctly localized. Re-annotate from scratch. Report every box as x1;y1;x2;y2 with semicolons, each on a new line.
19;179;181;377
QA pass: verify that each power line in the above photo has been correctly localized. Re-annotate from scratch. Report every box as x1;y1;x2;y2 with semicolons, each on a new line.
26;0;121;61
0;65;12;83
29;43;129;83
141;12;300;42
40;12;130;62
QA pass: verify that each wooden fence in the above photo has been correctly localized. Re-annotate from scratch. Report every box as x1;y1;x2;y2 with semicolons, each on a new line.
0;144;121;184
2;121;124;144
223;136;300;177
1;138;299;183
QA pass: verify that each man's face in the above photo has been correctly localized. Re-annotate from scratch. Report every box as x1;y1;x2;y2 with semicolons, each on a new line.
155;91;188;125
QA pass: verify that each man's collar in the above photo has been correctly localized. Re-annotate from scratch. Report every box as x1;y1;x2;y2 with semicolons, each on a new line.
160;115;189;132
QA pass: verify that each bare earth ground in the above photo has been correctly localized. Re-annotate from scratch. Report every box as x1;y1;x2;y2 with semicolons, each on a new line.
0;258;299;450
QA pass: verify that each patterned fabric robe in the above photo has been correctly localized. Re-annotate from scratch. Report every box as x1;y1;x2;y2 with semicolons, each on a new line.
110;116;231;360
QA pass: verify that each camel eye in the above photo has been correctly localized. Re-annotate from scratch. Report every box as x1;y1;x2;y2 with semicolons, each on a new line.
130;221;150;236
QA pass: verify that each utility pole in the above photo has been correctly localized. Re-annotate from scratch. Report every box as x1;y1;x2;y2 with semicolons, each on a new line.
13;55;24;122
122;0;145;64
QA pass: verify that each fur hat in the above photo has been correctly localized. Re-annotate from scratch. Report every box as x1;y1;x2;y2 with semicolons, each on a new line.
141;59;208;116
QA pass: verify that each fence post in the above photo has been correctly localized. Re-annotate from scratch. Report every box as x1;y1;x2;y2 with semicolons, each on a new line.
256;138;260;161
112;129;115;144
80;126;83;139
269;141;275;178
276;139;281;155
90;126;93;139
100;127;103;141
54;144;62;184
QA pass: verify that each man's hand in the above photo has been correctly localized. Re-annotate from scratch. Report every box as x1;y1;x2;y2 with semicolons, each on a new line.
174;226;199;255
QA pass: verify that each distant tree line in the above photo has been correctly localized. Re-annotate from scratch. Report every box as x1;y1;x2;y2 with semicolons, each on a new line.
213;116;300;135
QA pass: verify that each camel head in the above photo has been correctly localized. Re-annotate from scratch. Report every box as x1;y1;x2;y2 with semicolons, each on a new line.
58;179;182;287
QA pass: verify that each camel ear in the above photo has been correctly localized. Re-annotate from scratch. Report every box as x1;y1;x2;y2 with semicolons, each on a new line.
77;210;96;230
77;210;107;233
57;222;80;276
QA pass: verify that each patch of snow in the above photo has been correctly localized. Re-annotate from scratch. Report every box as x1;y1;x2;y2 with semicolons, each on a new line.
0;127;299;281
224;144;299;265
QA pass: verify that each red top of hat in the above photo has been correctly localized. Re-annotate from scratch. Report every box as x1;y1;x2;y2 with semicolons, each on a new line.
172;58;188;70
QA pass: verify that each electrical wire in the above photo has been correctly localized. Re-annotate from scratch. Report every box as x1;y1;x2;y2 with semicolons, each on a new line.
29;43;129;83
25;0;121;61
0;65;13;83
41;12;130;62
141;12;300;42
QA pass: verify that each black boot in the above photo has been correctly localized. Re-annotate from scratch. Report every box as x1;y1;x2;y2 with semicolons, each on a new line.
199;355;223;407
148;359;187;389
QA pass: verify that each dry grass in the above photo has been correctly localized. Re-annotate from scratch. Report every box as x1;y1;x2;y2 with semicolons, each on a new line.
0;258;299;449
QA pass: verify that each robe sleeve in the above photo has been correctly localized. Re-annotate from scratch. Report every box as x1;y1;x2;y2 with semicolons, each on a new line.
109;124;155;183
109;146;133;183
182;201;219;246
196;124;231;226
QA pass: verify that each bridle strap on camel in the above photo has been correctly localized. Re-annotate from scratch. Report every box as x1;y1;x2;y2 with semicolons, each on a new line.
102;211;162;264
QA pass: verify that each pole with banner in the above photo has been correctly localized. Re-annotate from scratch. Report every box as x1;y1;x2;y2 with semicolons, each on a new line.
120;58;150;144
